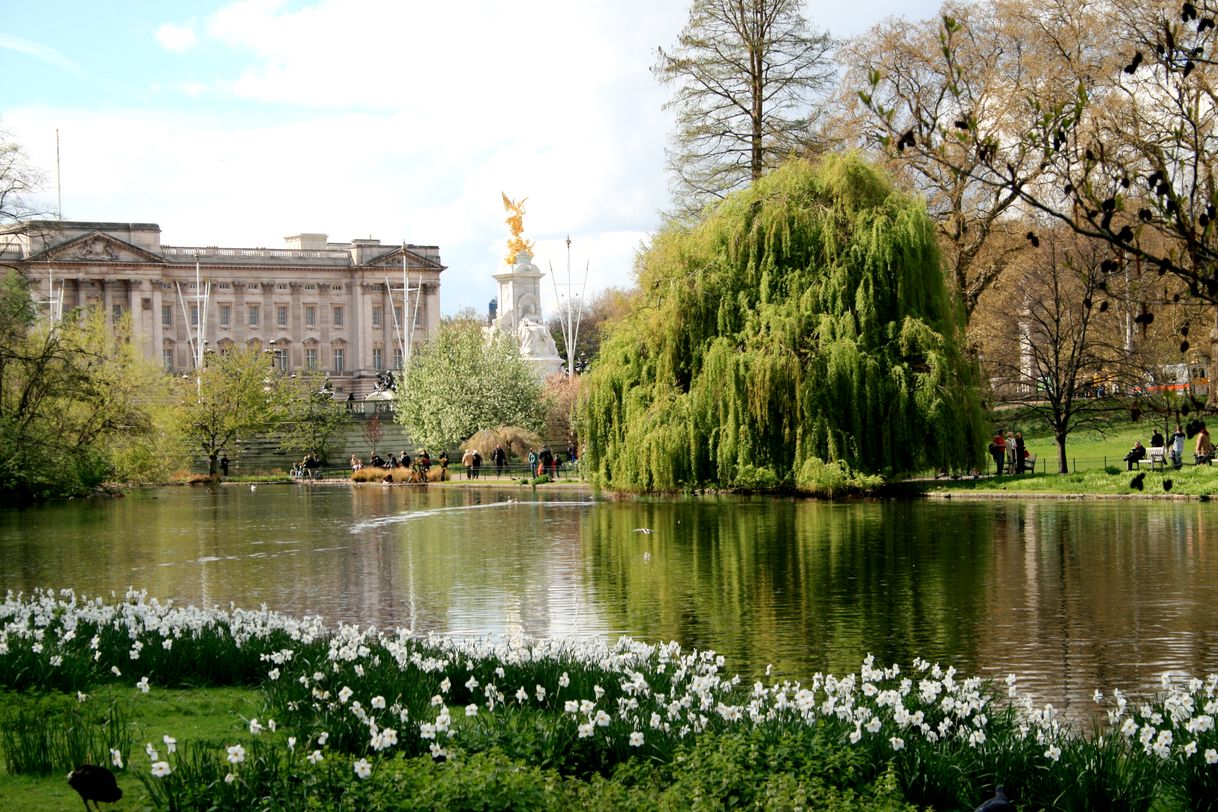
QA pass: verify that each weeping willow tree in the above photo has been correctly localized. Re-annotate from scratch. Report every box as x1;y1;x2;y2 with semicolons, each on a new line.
578;154;985;493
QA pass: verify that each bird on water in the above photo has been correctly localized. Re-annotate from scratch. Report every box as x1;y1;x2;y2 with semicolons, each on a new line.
67;764;122;811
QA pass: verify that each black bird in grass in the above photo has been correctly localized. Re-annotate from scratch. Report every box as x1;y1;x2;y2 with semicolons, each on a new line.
974;785;1016;811
1130;472;1146;491
67;764;122;811
1164;478;1174;492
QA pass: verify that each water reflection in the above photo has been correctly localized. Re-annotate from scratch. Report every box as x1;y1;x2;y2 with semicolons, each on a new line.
1;486;1216;713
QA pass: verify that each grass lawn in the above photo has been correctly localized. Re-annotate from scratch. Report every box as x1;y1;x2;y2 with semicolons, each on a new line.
0;687;263;811
914;405;1218;496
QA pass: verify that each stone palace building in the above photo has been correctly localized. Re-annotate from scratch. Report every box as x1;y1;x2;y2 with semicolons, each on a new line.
1;221;444;398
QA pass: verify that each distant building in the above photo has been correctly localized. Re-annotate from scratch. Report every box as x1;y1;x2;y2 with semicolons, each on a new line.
2;221;445;397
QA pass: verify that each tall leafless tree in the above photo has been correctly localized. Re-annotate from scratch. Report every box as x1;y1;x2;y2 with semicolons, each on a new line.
653;0;835;214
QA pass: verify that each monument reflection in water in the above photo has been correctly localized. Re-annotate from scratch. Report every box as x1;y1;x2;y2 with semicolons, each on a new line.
1;485;1215;713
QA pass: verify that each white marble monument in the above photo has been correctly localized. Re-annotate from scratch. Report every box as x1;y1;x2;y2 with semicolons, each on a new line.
491;196;564;378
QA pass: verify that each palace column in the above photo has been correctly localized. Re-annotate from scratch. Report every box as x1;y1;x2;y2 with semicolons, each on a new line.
351;278;364;375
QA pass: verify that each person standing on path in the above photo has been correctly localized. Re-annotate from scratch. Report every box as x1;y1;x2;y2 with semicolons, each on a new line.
1196;423;1214;464
493;444;507;477
462;447;476;479
989;433;1005;475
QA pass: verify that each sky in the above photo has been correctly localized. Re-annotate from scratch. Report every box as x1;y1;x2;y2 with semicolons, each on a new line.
1;0;939;317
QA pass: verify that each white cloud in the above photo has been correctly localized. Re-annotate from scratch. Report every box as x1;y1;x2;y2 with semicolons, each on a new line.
154;21;199;53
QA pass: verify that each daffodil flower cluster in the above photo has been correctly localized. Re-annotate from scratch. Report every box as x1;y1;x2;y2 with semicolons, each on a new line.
9;588;1218;808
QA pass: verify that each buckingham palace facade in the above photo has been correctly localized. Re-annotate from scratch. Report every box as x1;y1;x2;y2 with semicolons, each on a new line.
2;221;444;398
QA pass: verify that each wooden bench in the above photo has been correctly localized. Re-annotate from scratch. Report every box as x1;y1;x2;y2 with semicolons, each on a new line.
1135;447;1166;471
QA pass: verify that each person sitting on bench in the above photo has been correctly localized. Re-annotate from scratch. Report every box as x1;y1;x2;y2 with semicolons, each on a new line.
1124;441;1147;471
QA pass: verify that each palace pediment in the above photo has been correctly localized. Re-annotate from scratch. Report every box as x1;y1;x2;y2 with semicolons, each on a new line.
364;246;444;272
29;231;164;264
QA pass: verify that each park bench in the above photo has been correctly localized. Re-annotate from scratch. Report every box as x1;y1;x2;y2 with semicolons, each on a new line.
1135;447;1166;471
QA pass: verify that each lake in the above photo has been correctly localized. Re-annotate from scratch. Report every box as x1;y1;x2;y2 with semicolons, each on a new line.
2;484;1216;714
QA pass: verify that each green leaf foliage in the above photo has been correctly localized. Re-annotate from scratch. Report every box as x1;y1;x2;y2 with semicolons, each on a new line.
578;154;985;493
277;369;348;463
172;346;282;477
0;272;168;498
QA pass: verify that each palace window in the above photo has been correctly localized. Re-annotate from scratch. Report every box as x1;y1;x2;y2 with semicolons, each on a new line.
305;305;316;327
277;305;288;327
162;348;174;371
161;304;172;327
248;305;259;327
273;348;288;370
190;304;199;326
371;305;382;328
333;347;345;372
333;306;344;327
306;347;318;370
373;347;383;370
219;304;231;327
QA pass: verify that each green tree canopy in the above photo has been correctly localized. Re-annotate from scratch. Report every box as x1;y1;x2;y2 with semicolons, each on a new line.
172;346;281;476
277;369;347;463
577;154;986;493
0;272;163;498
394;321;547;451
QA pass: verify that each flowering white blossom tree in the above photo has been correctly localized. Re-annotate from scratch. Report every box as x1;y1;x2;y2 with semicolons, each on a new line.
394;321;547;450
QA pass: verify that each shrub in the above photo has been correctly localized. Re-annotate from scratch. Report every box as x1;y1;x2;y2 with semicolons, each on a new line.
795;458;884;497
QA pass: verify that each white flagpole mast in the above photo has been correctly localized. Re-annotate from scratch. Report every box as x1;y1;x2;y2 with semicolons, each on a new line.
386;243;421;370
549;235;589;379
403;245;412;367
176;254;210;397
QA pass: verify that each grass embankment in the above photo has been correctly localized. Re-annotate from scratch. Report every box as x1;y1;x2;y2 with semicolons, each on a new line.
0;687;261;810
914;410;1218;497
4;590;1218;810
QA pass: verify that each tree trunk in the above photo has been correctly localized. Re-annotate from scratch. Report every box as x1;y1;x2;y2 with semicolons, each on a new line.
208;453;218;477
1056;432;1069;474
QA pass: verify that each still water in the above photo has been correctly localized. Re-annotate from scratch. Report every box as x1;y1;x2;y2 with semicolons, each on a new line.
2;484;1216;713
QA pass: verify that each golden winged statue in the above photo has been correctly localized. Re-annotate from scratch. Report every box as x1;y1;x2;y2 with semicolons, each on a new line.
502;192;535;265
